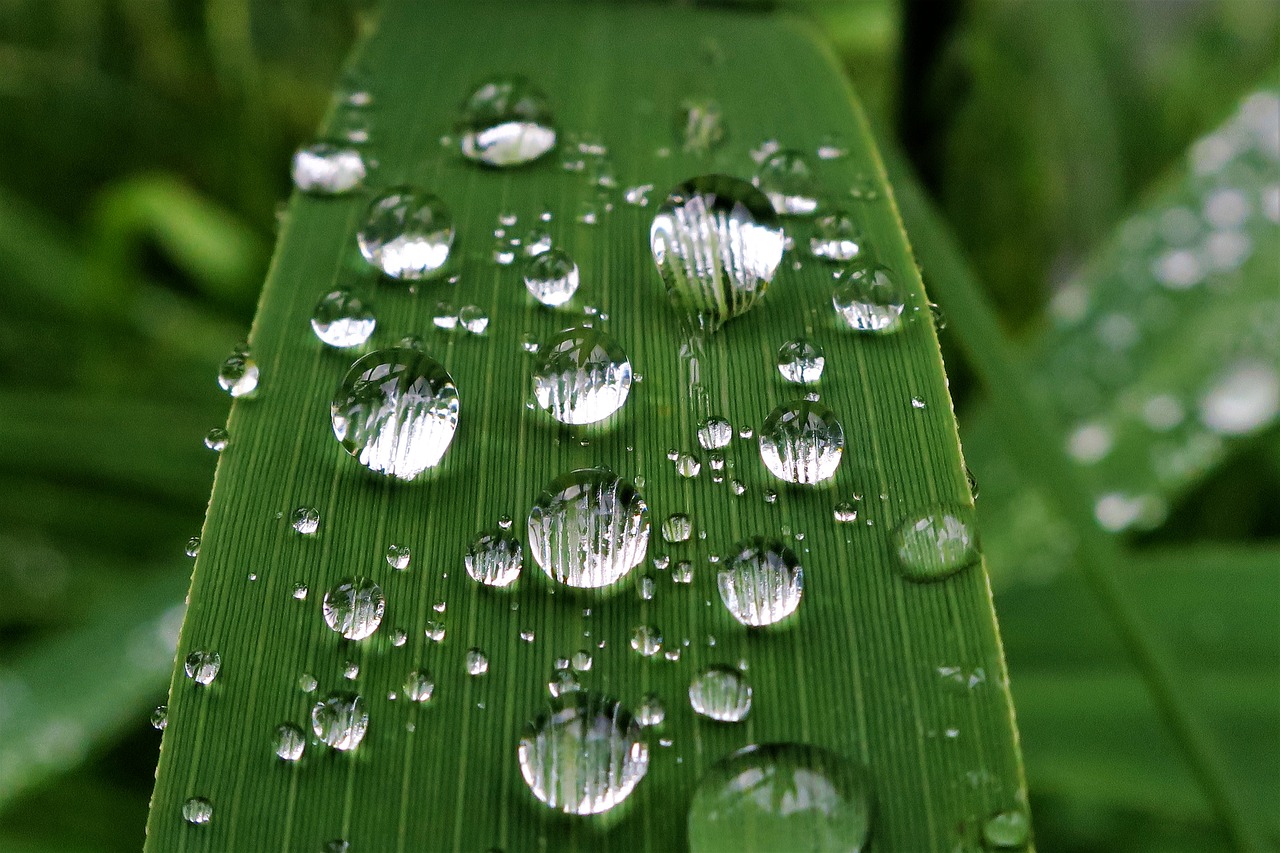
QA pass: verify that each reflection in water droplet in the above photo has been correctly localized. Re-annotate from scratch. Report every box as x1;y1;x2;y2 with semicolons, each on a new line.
697;416;733;450
273;722;306;761
331;348;460;481
661;513;694;543
311;291;376;348
636;693;666;727
292;143;365;195
833;502;858;523
218;349;259;397
754;150;819;216
690;666;752;722
458;305;489;335
717;537;803;626
151;705;168;730
687;744;873;853
291;506;320;535
532;327;632;424
321;578;386;640
403;670;435;702
759;400;844;485
184;537;201;557
357;188;454;280
630;624;663;657
466;648;489;676
465;529;523;587
650;176;785;331
518;692;649;815
809;210;861;261
983;809;1031;849
204;428;229;452
833;264;906;333
182;796;212;826
528;468;650;588
777;339;825;384
458;76;557;167
311;692;368;751
523;248;580;306
386;543;411;570
892;506;979;581
185;650;221;685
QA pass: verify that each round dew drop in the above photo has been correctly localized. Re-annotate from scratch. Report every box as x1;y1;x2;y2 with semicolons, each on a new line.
630;624;663;657
522;248;580;306
689;666;752;722
517;692;650;815
292;142;366;195
754;150;820;216
273;722;306;761
892;506;979;582
403;670;435;703
776;338;825;384
321;577;386;640
357;188;454;280
833;264;906;333
465;648;489;676
697;416;733;450
983;809;1031;849
758;400;845;485
717;537;803;627
311;290;376;348
311;692;368;751
527;468;650;588
203;428;229;452
457;76;557;167
182;796;213;826
386;543;411;570
809;209;862;261
636;693;666;727
661;512;694;543
184;650;221;686
291;506;320;535
532;327;632;425
217;349;259;397
465;528;523;587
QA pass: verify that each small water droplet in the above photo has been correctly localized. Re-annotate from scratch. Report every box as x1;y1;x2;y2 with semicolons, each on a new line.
203;428;229;452
291;506;320;535
833;263;906;333
717;537;803;626
184;537;201;558
290;582;308;600
357;188;454;280
690;666;752;722
639;576;656;600
273;722;306;761
311;692;368;751
636;693;666;727
759;400;844;484
321;578;385;640
672;560;694;584
465;528;523;587
385;543;411;570
298;673;318;693
983;809;1031;849
893;506;979;581
809;209;861;261
517;692;649;814
832;502;858;523
184;650;221;686
182;796;212;826
292;142;366;195
532;327;633;424
151;705;168;730
1199;360;1280;436
466;647;490;676
676;97;726;154
217;347;259;397
528;468;649;588
331;349;460;481
343;660;360;680
424;621;446;643
754;150;819;216
675;453;702;478
522;248;580;306
458;76;556;167
311;290;376;348
696;416;733;450
776;338;825;384
910;396;926;410
323;839;350;853
403;670;435;703
630;624;663;657
661;513;694;544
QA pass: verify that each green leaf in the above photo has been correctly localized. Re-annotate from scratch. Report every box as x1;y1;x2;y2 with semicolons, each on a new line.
146;3;1023;851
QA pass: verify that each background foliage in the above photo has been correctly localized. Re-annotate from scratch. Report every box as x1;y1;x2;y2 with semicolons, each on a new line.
0;0;1275;851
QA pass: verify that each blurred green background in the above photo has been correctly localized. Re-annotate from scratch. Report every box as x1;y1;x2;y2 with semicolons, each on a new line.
0;0;1276;850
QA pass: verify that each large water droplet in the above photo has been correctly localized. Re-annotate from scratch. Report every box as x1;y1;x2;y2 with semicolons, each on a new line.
357;188;454;280
273;722;306;761
833;264;905;333
458;76;556;167
690;666;752;722
331;348;460;480
311;290;376;348
184;650;221;686
292;142;366;195
754;150;819;216
321;578;386;640
182;796;213;826
522;248;580;306
688;744;873;853
528;468;650;588
776;339;825;384
809;210;862;261
310;692;368;751
717;537;803;626
532;327;632;424
517;692;649;815
758;400;844;484
650;175;786;331
892;506;979;581
465;528;523;587
217;348;259;397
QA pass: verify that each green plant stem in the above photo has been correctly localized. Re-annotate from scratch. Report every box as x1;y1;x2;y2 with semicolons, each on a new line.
881;147;1270;852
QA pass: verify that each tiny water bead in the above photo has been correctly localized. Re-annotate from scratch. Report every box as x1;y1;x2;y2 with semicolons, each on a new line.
687;744;873;853
517;692;649;815
321;578;386;640
150;705;168;730
776;338;825;384
403;670;435;703
982;809;1031;849
311;290;376;348
809;209;862;261
661;513;694;543
466;648;490;676
759;400;845;485
458;76;557;167
311;692;368;751
833;502;858;523
650;175;786;331
385;543;411;570
182;796;213;826
697;416;733;450
522;248;580;306
357;188;454;280
331;349;460;481
291;506;320;535
273;722;306;761
203;428;229;452
528;468;650;588
833;264;906;333
630;624;663;657
184;650;221;686
184;537;201;557
291;142;366;195
532;327;632;424
676;97;726;154
458;305;489;335
636;693;666;727
717;537;803;627
217;348;259;397
465;528;523;587
690;666;752;722
754;150;820;216
892;506;980;582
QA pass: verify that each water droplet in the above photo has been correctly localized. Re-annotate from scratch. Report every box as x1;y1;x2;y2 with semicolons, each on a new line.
184;537;201;558
833;264;906;333
522;248;580;306
323;840;350;853
630;624;663;657
343;660;360;680
893;506;979;581
809;210;862;261
1199;360;1280;436
357;188;454;280
390;629;408;647
636;693;666;727
403;670;435;702
331;349;460;481
424;621;446;643
983;809;1030;849
690;666;752;722
465;528;523;587
217;348;259;397
298;673;318;693
528;468;649;588
292;142;366;195
676;97;726;154
717;537;803;626
184;650;221;685
639;576;656;600
832;502;858;523
385;543;411;570
321;578;385;640
910;396;926;410
776;339;825;384
759;400;844;484
754;150;819;216
203;428;229;452
465;648;489;676
549;669;581;697
150;705;168;730
687;744;873;853
697;416;733;450
531;327;632;424
454;305;488;336
661;513;694;543
311;290;376;348
311;692;368;751
458;76;556;167
273;722;306;761
650;176;786;331
672;560;694;584
182;796;212;826
289;582;308;601
517;692;649;814
291;506;320;535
